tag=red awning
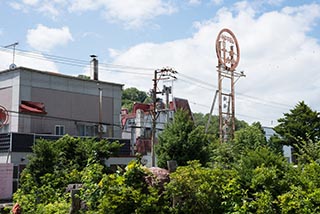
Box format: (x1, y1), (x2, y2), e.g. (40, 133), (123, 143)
(19, 101), (47, 114)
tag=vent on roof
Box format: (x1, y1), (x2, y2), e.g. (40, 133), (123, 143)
(90, 55), (98, 80)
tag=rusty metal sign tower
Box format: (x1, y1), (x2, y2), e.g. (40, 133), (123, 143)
(215, 28), (242, 143)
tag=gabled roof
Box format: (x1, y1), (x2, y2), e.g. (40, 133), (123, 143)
(171, 97), (193, 120)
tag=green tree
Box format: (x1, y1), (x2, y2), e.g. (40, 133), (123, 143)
(156, 110), (210, 168)
(14, 136), (121, 213)
(273, 101), (320, 151)
(234, 146), (291, 213)
(193, 112), (248, 139)
(234, 122), (267, 151)
(166, 161), (244, 213)
(122, 87), (151, 112)
(278, 162), (320, 213)
(86, 159), (170, 213)
(295, 138), (320, 164)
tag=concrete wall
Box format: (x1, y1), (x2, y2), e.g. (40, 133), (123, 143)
(0, 70), (20, 132)
(29, 87), (114, 135)
(0, 68), (123, 138)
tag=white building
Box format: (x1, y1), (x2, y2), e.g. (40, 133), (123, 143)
(121, 98), (192, 167)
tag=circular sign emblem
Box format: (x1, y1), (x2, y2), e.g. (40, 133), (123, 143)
(216, 28), (240, 70)
(0, 105), (9, 128)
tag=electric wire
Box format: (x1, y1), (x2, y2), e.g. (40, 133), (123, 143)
(5, 110), (121, 127)
(0, 45), (294, 114)
(0, 47), (154, 76)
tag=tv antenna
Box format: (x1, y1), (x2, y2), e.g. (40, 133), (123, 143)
(5, 42), (19, 69)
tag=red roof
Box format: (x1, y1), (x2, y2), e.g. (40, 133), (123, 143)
(171, 97), (193, 119)
(133, 103), (151, 113)
(121, 98), (193, 127)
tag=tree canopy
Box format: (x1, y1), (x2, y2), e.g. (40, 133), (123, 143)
(13, 136), (121, 213)
(193, 112), (248, 139)
(122, 87), (151, 112)
(13, 101), (320, 213)
(156, 110), (210, 168)
(274, 101), (320, 151)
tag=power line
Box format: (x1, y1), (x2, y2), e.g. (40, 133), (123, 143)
(6, 110), (121, 127)
(0, 46), (156, 71)
(176, 72), (292, 110)
(0, 45), (293, 112)
(0, 47), (154, 76)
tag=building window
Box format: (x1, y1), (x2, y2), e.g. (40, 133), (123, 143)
(55, 125), (65, 135)
(144, 128), (152, 139)
(76, 124), (97, 136)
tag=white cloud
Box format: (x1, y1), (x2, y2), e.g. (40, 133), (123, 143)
(26, 24), (73, 51)
(37, 3), (60, 17)
(81, 32), (102, 39)
(9, 0), (66, 18)
(108, 48), (123, 58)
(10, 0), (177, 28)
(104, 2), (320, 126)
(9, 2), (26, 11)
(70, 0), (177, 28)
(211, 0), (223, 5)
(22, 0), (39, 6)
(68, 0), (104, 12)
(188, 0), (201, 5)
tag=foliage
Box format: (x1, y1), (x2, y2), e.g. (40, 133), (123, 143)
(14, 135), (121, 213)
(166, 160), (244, 214)
(122, 87), (151, 112)
(82, 159), (170, 213)
(274, 101), (320, 151)
(210, 139), (236, 168)
(234, 122), (267, 151)
(13, 104), (320, 213)
(193, 112), (248, 139)
(211, 122), (275, 168)
(77, 74), (90, 79)
(278, 162), (320, 213)
(156, 110), (210, 168)
(294, 138), (320, 164)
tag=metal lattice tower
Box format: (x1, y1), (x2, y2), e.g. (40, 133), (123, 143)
(215, 29), (242, 143)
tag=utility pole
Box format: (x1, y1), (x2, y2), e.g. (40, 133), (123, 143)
(98, 87), (103, 140)
(215, 29), (244, 143)
(151, 68), (177, 167)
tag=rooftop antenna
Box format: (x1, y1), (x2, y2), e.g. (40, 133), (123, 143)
(5, 42), (19, 69)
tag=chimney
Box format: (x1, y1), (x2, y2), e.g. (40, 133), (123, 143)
(90, 55), (98, 80)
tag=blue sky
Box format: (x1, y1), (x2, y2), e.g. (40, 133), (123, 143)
(0, 0), (320, 126)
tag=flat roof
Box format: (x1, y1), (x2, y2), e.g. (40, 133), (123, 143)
(0, 66), (124, 87)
